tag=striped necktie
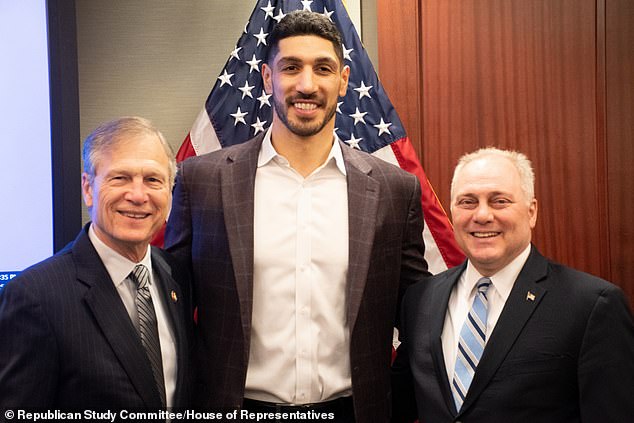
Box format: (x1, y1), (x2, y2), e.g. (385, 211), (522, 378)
(130, 264), (166, 407)
(452, 277), (492, 411)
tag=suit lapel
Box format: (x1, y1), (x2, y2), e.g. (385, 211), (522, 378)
(342, 146), (380, 330)
(74, 227), (162, 408)
(151, 248), (186, 403)
(459, 247), (549, 414)
(221, 136), (262, 348)
(429, 264), (466, 415)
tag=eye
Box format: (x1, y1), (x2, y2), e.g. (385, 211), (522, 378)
(316, 65), (335, 74)
(109, 175), (128, 183)
(145, 176), (166, 188)
(456, 197), (477, 209)
(491, 198), (512, 208)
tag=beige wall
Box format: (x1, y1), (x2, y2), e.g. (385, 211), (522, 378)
(76, 1), (252, 150)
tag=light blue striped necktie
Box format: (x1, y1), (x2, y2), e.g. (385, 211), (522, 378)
(452, 277), (492, 411)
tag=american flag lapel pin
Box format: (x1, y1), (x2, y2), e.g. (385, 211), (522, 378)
(526, 291), (536, 301)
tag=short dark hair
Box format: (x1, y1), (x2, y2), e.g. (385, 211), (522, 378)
(267, 10), (344, 67)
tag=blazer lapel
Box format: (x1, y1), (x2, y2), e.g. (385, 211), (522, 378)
(459, 247), (549, 414)
(342, 146), (380, 331)
(74, 227), (162, 408)
(151, 248), (187, 403)
(429, 264), (466, 415)
(221, 136), (262, 348)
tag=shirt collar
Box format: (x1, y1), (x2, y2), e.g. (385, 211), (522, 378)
(257, 126), (347, 176)
(463, 244), (532, 301)
(88, 224), (152, 288)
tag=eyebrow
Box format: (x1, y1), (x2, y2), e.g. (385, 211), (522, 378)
(105, 167), (167, 177)
(456, 191), (513, 198)
(277, 55), (339, 67)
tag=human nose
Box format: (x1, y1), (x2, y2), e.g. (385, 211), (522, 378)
(473, 202), (493, 223)
(296, 68), (317, 94)
(124, 178), (148, 203)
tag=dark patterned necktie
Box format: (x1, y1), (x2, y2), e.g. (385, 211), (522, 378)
(130, 264), (166, 407)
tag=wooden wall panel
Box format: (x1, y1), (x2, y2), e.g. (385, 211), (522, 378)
(376, 0), (423, 157)
(378, 0), (634, 303)
(606, 0), (634, 301)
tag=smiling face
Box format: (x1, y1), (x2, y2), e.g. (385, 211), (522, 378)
(451, 154), (538, 276)
(262, 35), (349, 139)
(82, 134), (171, 262)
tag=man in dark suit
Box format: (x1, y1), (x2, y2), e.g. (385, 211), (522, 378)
(392, 147), (634, 423)
(0, 117), (192, 412)
(165, 10), (428, 423)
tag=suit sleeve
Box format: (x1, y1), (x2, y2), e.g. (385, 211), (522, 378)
(397, 177), (430, 326)
(0, 279), (58, 408)
(578, 285), (634, 422)
(165, 162), (194, 277)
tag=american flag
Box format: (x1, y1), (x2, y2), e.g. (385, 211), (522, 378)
(173, 0), (464, 273)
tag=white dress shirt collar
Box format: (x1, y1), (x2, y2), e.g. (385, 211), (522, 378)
(88, 224), (152, 286)
(258, 126), (347, 176)
(462, 243), (532, 301)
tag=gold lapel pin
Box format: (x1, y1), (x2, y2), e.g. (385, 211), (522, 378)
(526, 291), (536, 301)
(170, 290), (178, 303)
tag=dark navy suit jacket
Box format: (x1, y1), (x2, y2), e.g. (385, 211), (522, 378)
(392, 246), (634, 423)
(0, 224), (193, 410)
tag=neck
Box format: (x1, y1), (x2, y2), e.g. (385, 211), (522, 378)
(117, 247), (148, 264)
(94, 228), (149, 263)
(270, 120), (335, 177)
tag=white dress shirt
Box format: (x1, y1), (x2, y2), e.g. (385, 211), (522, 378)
(441, 244), (531, 383)
(89, 225), (177, 408)
(245, 128), (351, 404)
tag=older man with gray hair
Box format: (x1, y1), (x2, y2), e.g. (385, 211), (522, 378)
(0, 117), (192, 412)
(392, 147), (634, 423)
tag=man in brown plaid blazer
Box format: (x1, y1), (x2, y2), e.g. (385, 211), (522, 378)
(165, 11), (429, 423)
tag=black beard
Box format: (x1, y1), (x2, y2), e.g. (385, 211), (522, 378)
(272, 93), (337, 137)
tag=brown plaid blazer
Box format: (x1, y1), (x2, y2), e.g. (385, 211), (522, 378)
(165, 134), (429, 422)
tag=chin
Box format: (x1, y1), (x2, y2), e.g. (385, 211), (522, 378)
(470, 252), (502, 266)
(115, 229), (153, 244)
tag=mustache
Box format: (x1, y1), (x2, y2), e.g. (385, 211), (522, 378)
(288, 92), (320, 102)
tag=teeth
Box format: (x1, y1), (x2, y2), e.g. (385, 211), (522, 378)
(121, 212), (147, 219)
(473, 232), (498, 238)
(294, 102), (317, 110)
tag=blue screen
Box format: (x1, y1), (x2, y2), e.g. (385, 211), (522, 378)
(0, 0), (54, 288)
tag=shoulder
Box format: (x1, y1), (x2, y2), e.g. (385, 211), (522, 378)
(546, 259), (625, 300)
(175, 136), (262, 187)
(343, 147), (420, 203)
(1, 249), (76, 307)
(12, 249), (75, 286)
(346, 146), (417, 179)
(404, 265), (462, 303)
(180, 135), (262, 168)
(152, 247), (187, 276)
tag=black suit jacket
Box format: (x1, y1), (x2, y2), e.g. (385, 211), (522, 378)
(165, 134), (429, 422)
(0, 224), (193, 410)
(392, 246), (634, 423)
